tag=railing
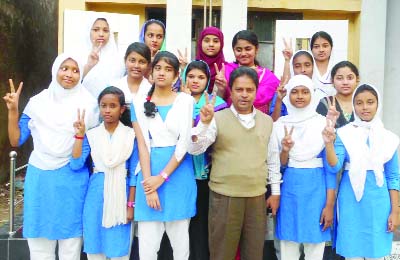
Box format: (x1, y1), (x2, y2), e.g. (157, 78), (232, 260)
(8, 151), (27, 238)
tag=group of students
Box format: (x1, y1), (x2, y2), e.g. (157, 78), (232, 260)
(3, 15), (399, 260)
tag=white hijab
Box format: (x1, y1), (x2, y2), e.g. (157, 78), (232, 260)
(81, 17), (125, 99)
(277, 75), (326, 162)
(337, 84), (399, 201)
(289, 50), (316, 78)
(24, 53), (99, 170)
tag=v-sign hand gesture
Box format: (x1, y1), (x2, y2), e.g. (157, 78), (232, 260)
(282, 37), (293, 61)
(322, 118), (336, 144)
(200, 92), (216, 125)
(277, 76), (289, 100)
(73, 108), (86, 137)
(213, 62), (227, 95)
(281, 125), (295, 152)
(177, 47), (188, 70)
(3, 79), (23, 111)
(326, 96), (340, 127)
(87, 42), (102, 68)
(180, 77), (191, 95)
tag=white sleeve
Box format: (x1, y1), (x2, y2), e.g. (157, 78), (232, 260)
(174, 95), (195, 162)
(187, 119), (217, 155)
(267, 124), (282, 195)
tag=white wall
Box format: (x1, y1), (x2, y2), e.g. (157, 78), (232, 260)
(221, 0), (247, 62)
(383, 0), (400, 136)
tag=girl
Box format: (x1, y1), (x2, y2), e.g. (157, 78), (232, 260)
(113, 42), (152, 105)
(220, 30), (280, 114)
(131, 51), (196, 260)
(183, 60), (227, 260)
(82, 17), (125, 99)
(271, 75), (336, 260)
(139, 19), (166, 62)
(71, 86), (136, 260)
(324, 84), (399, 259)
(195, 27), (225, 94)
(270, 50), (315, 121)
(317, 61), (359, 128)
(3, 53), (98, 260)
(310, 31), (337, 99)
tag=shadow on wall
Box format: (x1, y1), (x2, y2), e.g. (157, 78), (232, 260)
(0, 0), (58, 184)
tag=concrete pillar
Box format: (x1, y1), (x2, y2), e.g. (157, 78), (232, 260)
(358, 0), (387, 99)
(383, 0), (400, 137)
(221, 0), (247, 62)
(166, 0), (192, 59)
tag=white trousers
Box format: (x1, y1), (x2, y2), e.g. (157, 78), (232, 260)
(346, 257), (384, 260)
(280, 240), (325, 260)
(28, 237), (82, 260)
(138, 219), (190, 260)
(87, 253), (129, 260)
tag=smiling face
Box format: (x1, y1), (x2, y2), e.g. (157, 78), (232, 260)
(354, 90), (378, 122)
(233, 39), (258, 67)
(125, 51), (149, 80)
(90, 19), (110, 47)
(56, 58), (80, 89)
(186, 68), (208, 98)
(333, 66), (358, 97)
(289, 85), (312, 108)
(152, 59), (177, 89)
(230, 75), (256, 114)
(311, 37), (332, 62)
(201, 34), (221, 57)
(99, 93), (125, 124)
(144, 23), (165, 54)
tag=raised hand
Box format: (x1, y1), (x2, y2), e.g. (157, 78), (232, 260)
(73, 108), (86, 137)
(3, 79), (23, 111)
(281, 125), (294, 152)
(177, 47), (188, 70)
(282, 37), (293, 61)
(322, 118), (336, 144)
(277, 76), (288, 100)
(213, 63), (227, 95)
(87, 42), (102, 69)
(200, 92), (216, 125)
(326, 96), (340, 127)
(180, 77), (191, 95)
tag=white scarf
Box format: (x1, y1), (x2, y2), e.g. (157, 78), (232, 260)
(87, 122), (135, 228)
(310, 47), (337, 100)
(81, 16), (125, 99)
(112, 75), (152, 105)
(278, 75), (325, 162)
(23, 53), (99, 170)
(337, 84), (399, 201)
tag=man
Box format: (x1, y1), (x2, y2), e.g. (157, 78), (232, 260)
(188, 66), (281, 260)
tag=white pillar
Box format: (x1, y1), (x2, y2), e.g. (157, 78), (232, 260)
(359, 0), (387, 97)
(383, 0), (400, 137)
(166, 0), (192, 59)
(221, 0), (247, 62)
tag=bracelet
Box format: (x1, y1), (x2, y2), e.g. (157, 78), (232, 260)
(74, 135), (84, 140)
(160, 171), (169, 182)
(127, 201), (135, 208)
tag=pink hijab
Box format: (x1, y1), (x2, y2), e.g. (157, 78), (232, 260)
(196, 27), (225, 93)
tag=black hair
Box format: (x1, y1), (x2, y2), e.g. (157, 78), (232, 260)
(292, 51), (314, 65)
(144, 51), (180, 117)
(310, 31), (333, 49)
(231, 30), (260, 66)
(124, 42), (151, 64)
(185, 60), (211, 85)
(98, 86), (131, 127)
(353, 84), (379, 106)
(331, 60), (359, 79)
(229, 66), (259, 90)
(144, 19), (166, 36)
